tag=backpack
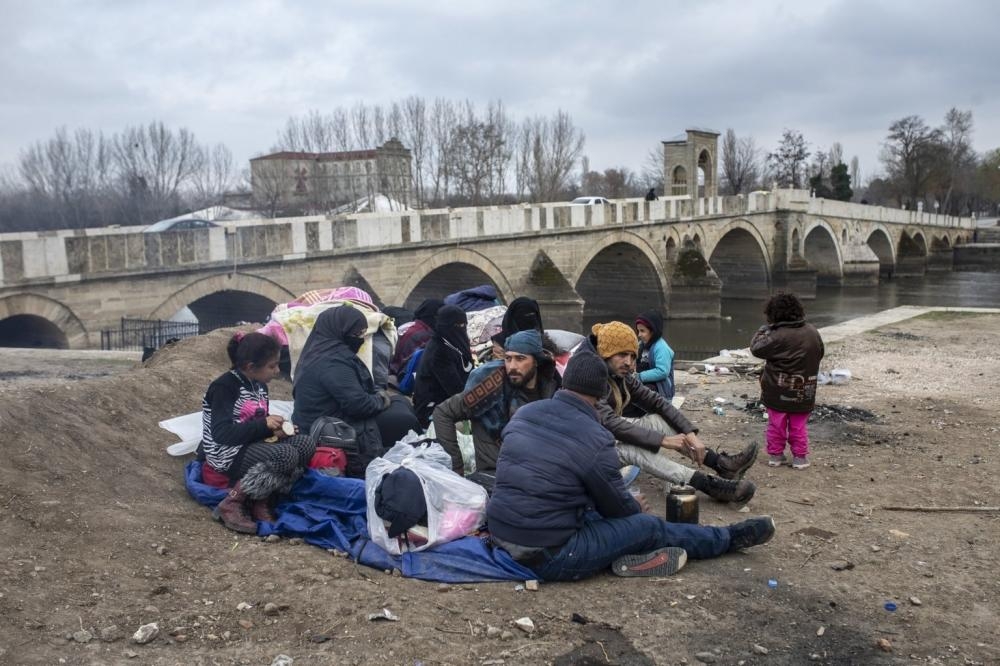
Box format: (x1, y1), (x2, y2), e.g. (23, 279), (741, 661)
(308, 416), (363, 478)
(397, 347), (424, 396)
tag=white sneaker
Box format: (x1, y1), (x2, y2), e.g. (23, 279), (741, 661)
(791, 456), (810, 470)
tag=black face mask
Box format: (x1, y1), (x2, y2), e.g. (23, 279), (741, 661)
(346, 336), (364, 353)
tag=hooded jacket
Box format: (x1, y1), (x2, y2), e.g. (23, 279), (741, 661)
(635, 310), (675, 400)
(750, 320), (825, 413)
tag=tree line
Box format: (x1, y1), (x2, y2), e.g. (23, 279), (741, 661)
(716, 108), (999, 217)
(1, 102), (998, 233)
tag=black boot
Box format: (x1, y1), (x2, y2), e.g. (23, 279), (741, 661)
(710, 441), (760, 480)
(690, 472), (756, 503)
(727, 516), (776, 551)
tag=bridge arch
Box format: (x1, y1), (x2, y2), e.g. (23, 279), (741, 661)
(0, 293), (88, 349)
(573, 231), (667, 325)
(802, 219), (843, 285)
(150, 273), (296, 328)
(865, 226), (896, 278)
(396, 248), (515, 311)
(895, 230), (928, 276)
(706, 219), (772, 298)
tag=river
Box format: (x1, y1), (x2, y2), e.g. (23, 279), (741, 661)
(653, 270), (1000, 360)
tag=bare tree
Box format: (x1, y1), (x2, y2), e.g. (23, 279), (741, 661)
(250, 158), (291, 218)
(520, 110), (585, 202)
(427, 97), (457, 206)
(720, 128), (761, 194)
(113, 122), (203, 223)
(191, 143), (235, 207)
(401, 96), (428, 206)
(767, 129), (810, 188)
(939, 108), (975, 214)
(880, 115), (944, 207)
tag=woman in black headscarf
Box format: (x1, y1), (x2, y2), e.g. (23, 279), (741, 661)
(389, 298), (443, 381)
(292, 307), (418, 476)
(491, 296), (543, 347)
(412, 305), (474, 428)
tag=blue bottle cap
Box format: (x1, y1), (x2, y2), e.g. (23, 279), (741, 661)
(767, 579), (778, 588)
(884, 601), (897, 611)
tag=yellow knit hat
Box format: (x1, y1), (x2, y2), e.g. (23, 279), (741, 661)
(591, 321), (639, 359)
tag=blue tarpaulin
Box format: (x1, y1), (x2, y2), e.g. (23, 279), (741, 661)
(184, 462), (534, 583)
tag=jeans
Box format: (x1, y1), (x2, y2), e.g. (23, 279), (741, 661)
(529, 511), (731, 582)
(766, 408), (810, 457)
(617, 413), (695, 485)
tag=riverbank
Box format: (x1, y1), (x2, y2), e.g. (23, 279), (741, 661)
(0, 312), (998, 664)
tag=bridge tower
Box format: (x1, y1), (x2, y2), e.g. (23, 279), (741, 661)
(662, 129), (720, 199)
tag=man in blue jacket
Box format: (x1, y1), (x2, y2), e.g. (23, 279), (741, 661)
(487, 351), (775, 581)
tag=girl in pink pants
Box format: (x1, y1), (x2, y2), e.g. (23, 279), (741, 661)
(750, 293), (825, 470)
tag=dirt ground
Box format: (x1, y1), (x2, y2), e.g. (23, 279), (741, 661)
(0, 312), (997, 666)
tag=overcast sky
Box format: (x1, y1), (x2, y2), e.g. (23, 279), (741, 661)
(2, 0), (998, 186)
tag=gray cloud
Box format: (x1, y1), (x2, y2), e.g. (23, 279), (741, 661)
(1, 0), (998, 183)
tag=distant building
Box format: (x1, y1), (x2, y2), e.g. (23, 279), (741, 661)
(249, 138), (412, 214)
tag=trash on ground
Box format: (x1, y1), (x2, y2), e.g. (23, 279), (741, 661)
(367, 608), (399, 622)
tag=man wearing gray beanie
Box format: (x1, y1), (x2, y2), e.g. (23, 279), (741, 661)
(488, 351), (775, 580)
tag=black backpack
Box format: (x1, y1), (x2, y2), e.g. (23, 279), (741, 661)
(308, 417), (364, 478)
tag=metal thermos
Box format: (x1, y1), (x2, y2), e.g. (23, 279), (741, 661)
(666, 485), (699, 524)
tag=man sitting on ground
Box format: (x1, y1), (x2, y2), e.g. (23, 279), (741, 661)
(487, 351), (775, 581)
(584, 321), (759, 504)
(433, 330), (558, 477)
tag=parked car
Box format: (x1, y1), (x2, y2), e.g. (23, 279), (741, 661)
(570, 196), (610, 205)
(143, 218), (218, 233)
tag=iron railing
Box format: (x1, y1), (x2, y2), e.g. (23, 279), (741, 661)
(100, 318), (202, 352)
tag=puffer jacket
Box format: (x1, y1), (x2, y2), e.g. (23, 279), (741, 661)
(750, 320), (825, 413)
(486, 390), (640, 548)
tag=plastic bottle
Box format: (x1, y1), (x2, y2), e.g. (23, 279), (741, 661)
(712, 406), (725, 416)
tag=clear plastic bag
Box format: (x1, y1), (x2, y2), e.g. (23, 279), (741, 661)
(365, 435), (488, 554)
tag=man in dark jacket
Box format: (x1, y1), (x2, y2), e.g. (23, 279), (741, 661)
(432, 330), (558, 475)
(488, 351), (775, 581)
(586, 322), (758, 503)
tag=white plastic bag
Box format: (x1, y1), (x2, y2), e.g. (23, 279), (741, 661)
(365, 436), (488, 555)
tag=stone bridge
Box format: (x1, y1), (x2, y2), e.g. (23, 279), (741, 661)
(0, 189), (974, 348)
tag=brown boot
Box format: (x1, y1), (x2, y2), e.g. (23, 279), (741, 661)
(250, 496), (278, 523)
(213, 481), (257, 533)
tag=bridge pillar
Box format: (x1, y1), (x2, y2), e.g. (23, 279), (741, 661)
(667, 246), (722, 318)
(895, 255), (927, 276)
(926, 249), (954, 272)
(534, 298), (584, 333)
(772, 257), (817, 299)
(841, 243), (881, 287)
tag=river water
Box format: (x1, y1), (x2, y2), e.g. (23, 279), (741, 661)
(657, 270), (1000, 360)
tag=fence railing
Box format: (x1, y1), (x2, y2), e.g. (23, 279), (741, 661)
(100, 318), (202, 352)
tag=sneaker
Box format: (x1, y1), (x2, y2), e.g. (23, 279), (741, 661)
(791, 456), (810, 470)
(620, 465), (641, 487)
(716, 441), (760, 479)
(727, 516), (776, 552)
(767, 454), (787, 467)
(612, 547), (687, 577)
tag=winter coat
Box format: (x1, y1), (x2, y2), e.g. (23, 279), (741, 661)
(579, 336), (696, 452)
(412, 305), (473, 428)
(486, 390), (641, 549)
(635, 309), (674, 399)
(750, 320), (825, 413)
(292, 307), (387, 466)
(432, 361), (558, 474)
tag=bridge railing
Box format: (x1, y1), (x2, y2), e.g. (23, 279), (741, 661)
(0, 191), (974, 287)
